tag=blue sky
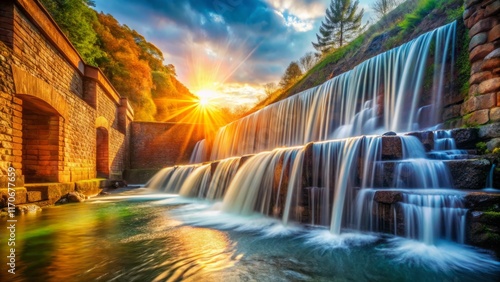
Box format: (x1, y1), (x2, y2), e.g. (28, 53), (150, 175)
(94, 0), (375, 108)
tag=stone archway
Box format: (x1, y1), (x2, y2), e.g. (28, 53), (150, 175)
(19, 95), (63, 183)
(96, 126), (109, 178)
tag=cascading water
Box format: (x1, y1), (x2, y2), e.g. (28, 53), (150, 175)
(147, 21), (486, 253)
(195, 21), (457, 162)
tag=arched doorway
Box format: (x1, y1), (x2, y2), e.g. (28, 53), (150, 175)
(96, 127), (109, 178)
(20, 96), (62, 183)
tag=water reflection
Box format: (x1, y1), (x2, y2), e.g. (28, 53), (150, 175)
(1, 191), (499, 282)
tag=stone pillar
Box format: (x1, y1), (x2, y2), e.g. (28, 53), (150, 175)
(462, 0), (500, 125)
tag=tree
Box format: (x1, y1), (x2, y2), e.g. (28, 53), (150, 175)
(371, 0), (398, 19)
(312, 0), (365, 53)
(263, 82), (277, 97)
(299, 52), (320, 73)
(279, 62), (303, 89)
(40, 0), (104, 65)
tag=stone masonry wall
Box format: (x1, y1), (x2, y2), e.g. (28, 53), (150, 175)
(462, 0), (500, 125)
(130, 122), (205, 169)
(0, 0), (133, 187)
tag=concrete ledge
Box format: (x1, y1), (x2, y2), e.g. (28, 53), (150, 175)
(25, 182), (74, 205)
(75, 178), (105, 197)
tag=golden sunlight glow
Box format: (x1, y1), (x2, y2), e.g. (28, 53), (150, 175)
(196, 89), (217, 107)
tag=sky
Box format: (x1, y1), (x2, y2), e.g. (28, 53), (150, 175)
(94, 0), (375, 110)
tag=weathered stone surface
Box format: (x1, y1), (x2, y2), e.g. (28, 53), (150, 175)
(470, 43), (495, 62)
(27, 191), (41, 202)
(485, 47), (500, 60)
(15, 203), (42, 214)
(479, 122), (500, 138)
(465, 192), (500, 253)
(442, 104), (462, 120)
(466, 9), (486, 29)
(486, 137), (500, 151)
(469, 71), (493, 85)
(0, 187), (27, 205)
(451, 128), (480, 148)
(479, 78), (500, 94)
(466, 109), (490, 125)
(484, 0), (500, 17)
(446, 159), (490, 189)
(465, 192), (500, 209)
(25, 183), (75, 204)
(381, 136), (402, 159)
(488, 24), (500, 42)
(490, 107), (500, 122)
(482, 58), (500, 71)
(466, 0), (482, 8)
(469, 32), (488, 51)
(66, 191), (86, 203)
(75, 179), (103, 197)
(469, 17), (496, 35)
(374, 190), (403, 204)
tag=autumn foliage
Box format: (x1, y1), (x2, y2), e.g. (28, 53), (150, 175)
(41, 0), (197, 121)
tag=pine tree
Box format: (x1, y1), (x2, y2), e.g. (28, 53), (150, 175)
(313, 0), (365, 53)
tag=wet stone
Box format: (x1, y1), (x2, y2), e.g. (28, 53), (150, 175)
(381, 136), (402, 160)
(374, 190), (403, 204)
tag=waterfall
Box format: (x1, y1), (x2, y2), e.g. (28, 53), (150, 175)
(149, 21), (471, 247)
(202, 21), (456, 161)
(486, 163), (496, 188)
(190, 140), (207, 164)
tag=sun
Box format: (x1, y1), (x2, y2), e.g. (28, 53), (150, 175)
(196, 89), (217, 108)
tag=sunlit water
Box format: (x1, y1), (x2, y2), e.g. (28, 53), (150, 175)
(2, 189), (499, 282)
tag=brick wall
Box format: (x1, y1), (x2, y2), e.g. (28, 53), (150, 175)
(463, 0), (500, 125)
(0, 0), (133, 186)
(130, 122), (205, 169)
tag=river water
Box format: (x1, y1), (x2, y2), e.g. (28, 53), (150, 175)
(1, 188), (499, 282)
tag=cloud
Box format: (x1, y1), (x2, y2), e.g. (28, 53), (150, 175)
(93, 0), (371, 108)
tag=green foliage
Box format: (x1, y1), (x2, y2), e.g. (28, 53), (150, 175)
(456, 25), (471, 98)
(40, 0), (196, 122)
(40, 0), (104, 66)
(476, 142), (489, 154)
(398, 0), (438, 32)
(311, 35), (365, 74)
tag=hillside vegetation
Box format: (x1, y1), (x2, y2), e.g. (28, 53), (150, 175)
(40, 0), (197, 121)
(251, 0), (466, 113)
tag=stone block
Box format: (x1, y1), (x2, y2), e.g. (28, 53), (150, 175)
(451, 127), (479, 148)
(27, 191), (41, 202)
(466, 9), (486, 29)
(482, 58), (500, 71)
(405, 131), (434, 151)
(479, 122), (500, 138)
(485, 48), (500, 60)
(469, 32), (488, 51)
(489, 24), (500, 42)
(381, 136), (402, 160)
(479, 77), (500, 94)
(485, 0), (500, 17)
(446, 159), (490, 189)
(470, 109), (491, 125)
(469, 71), (492, 85)
(374, 190), (403, 204)
(469, 16), (495, 35)
(75, 179), (103, 197)
(486, 137), (500, 151)
(491, 107), (500, 121)
(470, 43), (495, 62)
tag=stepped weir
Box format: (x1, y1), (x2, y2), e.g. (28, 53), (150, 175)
(146, 21), (500, 261)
